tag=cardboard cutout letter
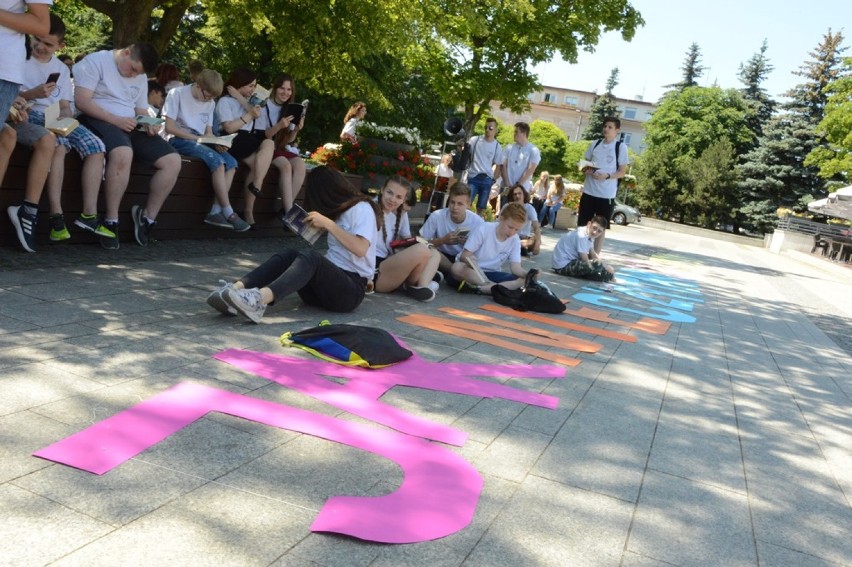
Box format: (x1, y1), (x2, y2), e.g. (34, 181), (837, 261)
(34, 382), (483, 543)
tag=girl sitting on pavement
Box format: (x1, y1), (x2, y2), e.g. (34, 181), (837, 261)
(551, 214), (615, 282)
(162, 69), (249, 231)
(452, 202), (538, 295)
(207, 166), (381, 322)
(372, 176), (443, 302)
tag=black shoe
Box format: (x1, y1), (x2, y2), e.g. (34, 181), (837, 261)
(131, 205), (154, 246)
(247, 182), (262, 197)
(432, 271), (445, 285)
(7, 205), (37, 253)
(99, 220), (120, 249)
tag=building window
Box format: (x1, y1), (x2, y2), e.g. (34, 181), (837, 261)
(623, 107), (637, 120)
(564, 95), (578, 106)
(623, 133), (633, 145)
(543, 93), (556, 103)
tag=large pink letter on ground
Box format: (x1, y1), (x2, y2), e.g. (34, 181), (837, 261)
(214, 348), (565, 446)
(34, 382), (483, 543)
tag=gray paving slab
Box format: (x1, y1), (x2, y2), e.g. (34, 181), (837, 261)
(1, 225), (851, 566)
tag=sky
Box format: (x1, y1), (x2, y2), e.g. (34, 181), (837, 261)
(532, 0), (852, 104)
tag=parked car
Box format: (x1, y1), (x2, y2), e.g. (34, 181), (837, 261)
(611, 199), (641, 226)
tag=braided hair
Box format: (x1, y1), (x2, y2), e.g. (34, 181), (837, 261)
(379, 175), (415, 249)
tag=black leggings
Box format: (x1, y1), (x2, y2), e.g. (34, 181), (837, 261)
(240, 249), (367, 312)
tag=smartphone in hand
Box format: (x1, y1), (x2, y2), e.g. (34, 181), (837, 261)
(46, 72), (60, 84)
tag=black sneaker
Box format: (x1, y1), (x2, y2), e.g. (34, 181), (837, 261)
(99, 220), (120, 250)
(7, 205), (37, 253)
(131, 205), (154, 246)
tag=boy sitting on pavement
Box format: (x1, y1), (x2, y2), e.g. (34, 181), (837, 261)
(19, 13), (112, 244)
(419, 181), (484, 281)
(552, 214), (615, 282)
(451, 202), (538, 295)
(73, 42), (181, 249)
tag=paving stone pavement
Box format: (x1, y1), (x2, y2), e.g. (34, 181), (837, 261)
(1, 223), (850, 566)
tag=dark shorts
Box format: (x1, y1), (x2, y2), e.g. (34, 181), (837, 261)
(484, 270), (517, 283)
(79, 115), (176, 164)
(229, 130), (266, 160)
(577, 193), (614, 229)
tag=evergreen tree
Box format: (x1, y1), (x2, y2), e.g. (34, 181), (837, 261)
(582, 68), (620, 140)
(666, 43), (705, 90)
(738, 39), (775, 140)
(737, 30), (847, 231)
(806, 60), (852, 183)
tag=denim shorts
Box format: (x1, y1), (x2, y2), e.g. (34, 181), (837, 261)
(169, 136), (237, 172)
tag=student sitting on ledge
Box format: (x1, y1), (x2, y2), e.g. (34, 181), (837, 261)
(73, 42), (181, 249)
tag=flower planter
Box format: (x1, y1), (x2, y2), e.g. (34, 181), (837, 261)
(554, 208), (578, 230)
(360, 137), (415, 155)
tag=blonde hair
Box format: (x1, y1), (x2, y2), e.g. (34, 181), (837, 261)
(195, 69), (223, 98)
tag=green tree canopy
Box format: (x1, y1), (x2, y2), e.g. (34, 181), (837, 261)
(665, 42), (705, 91)
(738, 39), (775, 140)
(806, 59), (852, 182)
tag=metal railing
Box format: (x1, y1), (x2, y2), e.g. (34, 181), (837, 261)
(776, 215), (848, 238)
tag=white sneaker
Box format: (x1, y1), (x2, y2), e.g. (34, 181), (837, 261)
(223, 287), (266, 323)
(428, 281), (440, 294)
(206, 280), (237, 315)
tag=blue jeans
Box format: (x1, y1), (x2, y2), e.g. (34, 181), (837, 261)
(539, 202), (562, 226)
(468, 173), (492, 211)
(170, 137), (237, 172)
(0, 80), (21, 124)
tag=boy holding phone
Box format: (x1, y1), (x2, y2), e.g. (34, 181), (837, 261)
(420, 181), (483, 281)
(19, 14), (113, 245)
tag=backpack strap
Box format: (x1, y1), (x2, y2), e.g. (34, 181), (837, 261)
(592, 139), (621, 170)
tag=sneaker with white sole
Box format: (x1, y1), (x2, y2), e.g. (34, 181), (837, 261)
(7, 205), (37, 253)
(75, 214), (115, 238)
(403, 283), (437, 302)
(223, 287), (266, 323)
(131, 204), (154, 246)
(226, 212), (251, 232)
(204, 212), (232, 229)
(432, 271), (444, 285)
(206, 280), (237, 315)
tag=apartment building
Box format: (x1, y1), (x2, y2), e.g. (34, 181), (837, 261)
(489, 86), (656, 155)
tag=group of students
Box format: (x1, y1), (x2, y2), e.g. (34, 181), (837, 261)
(207, 166), (615, 324)
(1, 4), (309, 252)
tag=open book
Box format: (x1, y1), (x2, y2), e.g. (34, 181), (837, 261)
(247, 85), (271, 107)
(282, 204), (321, 245)
(578, 159), (598, 171)
(463, 255), (488, 283)
(136, 115), (165, 126)
(197, 133), (237, 148)
(44, 101), (79, 136)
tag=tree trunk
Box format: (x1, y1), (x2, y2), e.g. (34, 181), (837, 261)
(81, 0), (191, 57)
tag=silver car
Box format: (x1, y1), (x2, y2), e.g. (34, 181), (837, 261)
(611, 199), (641, 225)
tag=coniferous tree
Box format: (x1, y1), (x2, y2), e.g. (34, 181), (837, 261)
(738, 39), (775, 140)
(737, 30), (847, 231)
(666, 43), (705, 90)
(582, 68), (621, 140)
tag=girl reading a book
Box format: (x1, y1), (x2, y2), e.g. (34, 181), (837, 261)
(254, 73), (306, 217)
(372, 176), (443, 302)
(207, 166), (382, 322)
(501, 184), (541, 256)
(163, 69), (249, 231)
(215, 67), (274, 226)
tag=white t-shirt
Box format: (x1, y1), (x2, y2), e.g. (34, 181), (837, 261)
(162, 84), (215, 137)
(0, 0), (52, 84)
(583, 139), (629, 199)
(375, 204), (411, 259)
(499, 202), (537, 238)
(21, 55), (70, 112)
(463, 221), (521, 271)
(419, 208), (483, 257)
(552, 226), (595, 269)
(215, 96), (254, 132)
(341, 118), (359, 139)
(253, 99), (283, 131)
(502, 142), (541, 190)
(468, 135), (502, 177)
(73, 50), (147, 118)
(325, 201), (377, 279)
